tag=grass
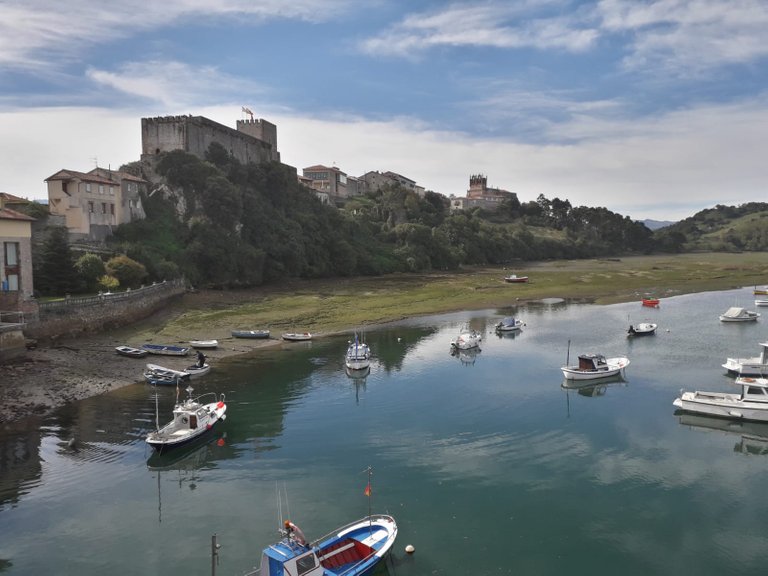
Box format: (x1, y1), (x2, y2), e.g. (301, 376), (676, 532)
(132, 253), (768, 343)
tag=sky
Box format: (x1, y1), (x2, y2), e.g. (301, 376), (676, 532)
(1, 0), (767, 222)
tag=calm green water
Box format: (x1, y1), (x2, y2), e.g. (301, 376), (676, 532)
(2, 287), (768, 575)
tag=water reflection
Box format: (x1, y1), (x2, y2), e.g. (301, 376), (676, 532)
(675, 411), (768, 456)
(561, 375), (628, 398)
(450, 347), (481, 366)
(344, 365), (369, 404)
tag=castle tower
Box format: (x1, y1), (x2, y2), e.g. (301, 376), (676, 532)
(236, 118), (280, 162)
(467, 174), (487, 199)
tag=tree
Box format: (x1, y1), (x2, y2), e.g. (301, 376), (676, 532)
(34, 226), (80, 296)
(106, 255), (147, 288)
(74, 253), (107, 292)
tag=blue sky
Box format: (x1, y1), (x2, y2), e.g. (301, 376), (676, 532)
(2, 0), (767, 221)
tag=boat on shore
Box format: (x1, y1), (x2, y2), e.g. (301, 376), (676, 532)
(722, 342), (768, 376)
(282, 332), (312, 342)
(719, 307), (760, 322)
(641, 298), (660, 307)
(673, 377), (768, 422)
(503, 274), (529, 283)
(561, 353), (630, 381)
(144, 363), (191, 386)
(189, 339), (218, 349)
(232, 329), (270, 339)
(141, 343), (190, 356)
(146, 386), (227, 452)
(115, 345), (148, 358)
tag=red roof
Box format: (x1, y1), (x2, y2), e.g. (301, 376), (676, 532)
(0, 207), (35, 222)
(45, 169), (117, 185)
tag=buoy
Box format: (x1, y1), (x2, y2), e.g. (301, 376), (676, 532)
(405, 544), (415, 554)
(397, 337), (402, 342)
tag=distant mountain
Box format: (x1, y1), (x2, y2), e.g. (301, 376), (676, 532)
(642, 219), (676, 230)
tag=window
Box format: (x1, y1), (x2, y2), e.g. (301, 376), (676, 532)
(88, 201), (94, 213)
(101, 202), (107, 214)
(85, 183), (92, 192)
(296, 554), (317, 575)
(99, 185), (104, 194)
(3, 242), (20, 291)
(110, 203), (115, 215)
(109, 186), (114, 195)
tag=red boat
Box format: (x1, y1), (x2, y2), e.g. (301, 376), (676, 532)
(641, 298), (660, 307)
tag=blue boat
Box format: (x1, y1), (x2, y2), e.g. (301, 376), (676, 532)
(250, 514), (398, 576)
(141, 343), (190, 356)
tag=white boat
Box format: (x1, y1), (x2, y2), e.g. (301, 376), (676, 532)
(345, 335), (371, 371)
(141, 343), (190, 356)
(115, 345), (148, 358)
(189, 339), (218, 349)
(719, 306), (760, 322)
(627, 322), (657, 336)
(755, 299), (768, 307)
(673, 377), (768, 422)
(561, 354), (630, 381)
(722, 342), (768, 376)
(450, 327), (482, 350)
(185, 363), (211, 379)
(282, 332), (312, 341)
(504, 274), (529, 283)
(495, 317), (524, 332)
(146, 386), (227, 452)
(144, 363), (191, 386)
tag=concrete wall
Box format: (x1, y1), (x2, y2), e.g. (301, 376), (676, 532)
(24, 279), (186, 341)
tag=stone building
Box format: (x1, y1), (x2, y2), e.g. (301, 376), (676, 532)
(141, 115), (279, 166)
(451, 174), (517, 211)
(359, 170), (424, 196)
(45, 168), (147, 241)
(302, 165), (349, 198)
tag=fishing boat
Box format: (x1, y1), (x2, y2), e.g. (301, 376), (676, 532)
(641, 298), (660, 307)
(146, 386), (227, 452)
(561, 353), (630, 381)
(345, 335), (371, 371)
(627, 322), (657, 336)
(282, 332), (312, 342)
(719, 307), (760, 322)
(189, 339), (218, 349)
(141, 343), (190, 356)
(115, 345), (148, 358)
(755, 299), (768, 307)
(495, 317), (524, 332)
(232, 329), (270, 339)
(722, 342), (768, 376)
(673, 377), (768, 422)
(504, 274), (529, 283)
(450, 327), (482, 350)
(144, 363), (191, 386)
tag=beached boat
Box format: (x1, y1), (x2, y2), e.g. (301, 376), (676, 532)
(641, 298), (660, 307)
(561, 353), (630, 381)
(495, 317), (524, 332)
(115, 345), (148, 358)
(232, 329), (270, 339)
(282, 332), (312, 342)
(141, 343), (190, 356)
(722, 342), (768, 376)
(450, 327), (482, 350)
(144, 363), (191, 386)
(719, 307), (760, 322)
(345, 335), (371, 371)
(248, 514), (398, 576)
(146, 386), (227, 452)
(504, 274), (529, 283)
(627, 322), (657, 337)
(189, 339), (218, 349)
(673, 377), (768, 422)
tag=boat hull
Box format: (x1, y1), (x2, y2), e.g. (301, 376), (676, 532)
(561, 357), (630, 381)
(232, 330), (270, 339)
(146, 396), (227, 452)
(283, 333), (312, 341)
(141, 344), (190, 356)
(189, 340), (218, 349)
(722, 359), (768, 376)
(115, 346), (148, 358)
(673, 393), (768, 422)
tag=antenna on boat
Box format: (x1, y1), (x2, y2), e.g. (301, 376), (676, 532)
(154, 385), (160, 432)
(566, 339), (571, 367)
(362, 465), (373, 530)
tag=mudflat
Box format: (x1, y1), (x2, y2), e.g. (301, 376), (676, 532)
(2, 253), (767, 423)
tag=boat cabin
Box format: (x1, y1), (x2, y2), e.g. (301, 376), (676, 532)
(578, 354), (609, 371)
(739, 378), (768, 403)
(259, 536), (375, 576)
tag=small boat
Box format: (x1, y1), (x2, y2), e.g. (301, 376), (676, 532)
(345, 335), (371, 371)
(495, 317), (524, 332)
(755, 299), (768, 307)
(141, 343), (190, 356)
(722, 342), (768, 376)
(673, 377), (768, 422)
(249, 514), (398, 576)
(144, 363), (191, 386)
(232, 329), (270, 339)
(641, 298), (660, 307)
(282, 332), (312, 342)
(561, 353), (630, 381)
(754, 286), (768, 296)
(189, 339), (218, 349)
(184, 363), (211, 379)
(504, 274), (529, 283)
(719, 307), (760, 322)
(450, 327), (482, 350)
(627, 322), (657, 336)
(115, 345), (148, 358)
(146, 386), (227, 452)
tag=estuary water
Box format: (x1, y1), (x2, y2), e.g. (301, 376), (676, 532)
(2, 286), (768, 575)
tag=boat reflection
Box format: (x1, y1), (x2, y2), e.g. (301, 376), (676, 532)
(561, 375), (627, 398)
(450, 347), (481, 366)
(345, 365), (370, 404)
(146, 432), (231, 472)
(675, 412), (768, 456)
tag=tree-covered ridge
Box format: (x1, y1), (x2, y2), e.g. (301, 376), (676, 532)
(653, 203), (768, 252)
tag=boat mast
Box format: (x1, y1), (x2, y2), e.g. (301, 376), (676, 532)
(154, 385), (160, 431)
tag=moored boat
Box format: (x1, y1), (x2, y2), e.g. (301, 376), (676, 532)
(345, 335), (371, 371)
(673, 377), (768, 422)
(561, 354), (630, 381)
(232, 329), (270, 339)
(282, 332), (312, 342)
(450, 327), (482, 350)
(641, 298), (660, 307)
(141, 343), (190, 356)
(722, 342), (768, 376)
(719, 307), (760, 322)
(755, 299), (768, 307)
(495, 317), (524, 332)
(115, 345), (148, 358)
(754, 286), (768, 295)
(146, 386), (227, 452)
(627, 322), (657, 337)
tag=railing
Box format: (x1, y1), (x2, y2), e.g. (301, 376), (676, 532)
(37, 278), (185, 311)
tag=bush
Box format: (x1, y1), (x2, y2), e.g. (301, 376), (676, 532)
(106, 255), (147, 288)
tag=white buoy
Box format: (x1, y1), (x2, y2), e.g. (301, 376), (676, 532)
(397, 337), (402, 342)
(405, 544), (415, 554)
